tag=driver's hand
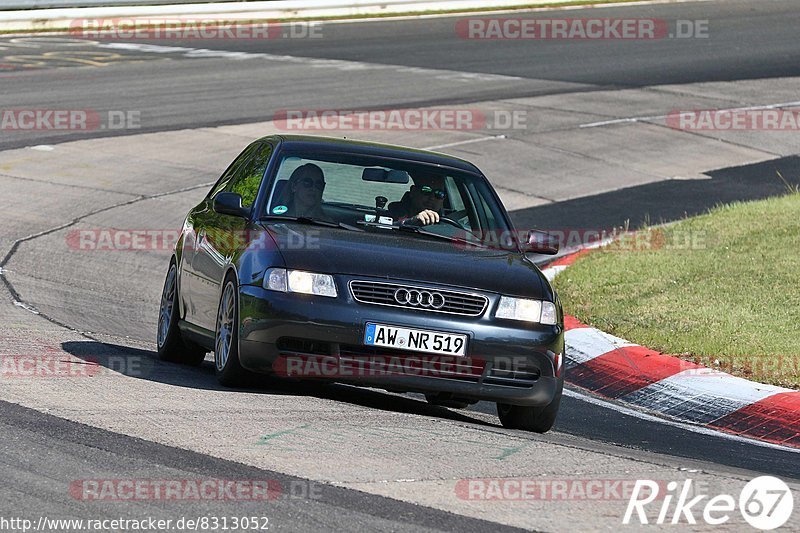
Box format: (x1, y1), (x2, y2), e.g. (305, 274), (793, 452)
(415, 210), (440, 226)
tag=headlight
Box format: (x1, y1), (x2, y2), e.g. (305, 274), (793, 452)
(265, 268), (287, 292)
(540, 301), (558, 325)
(495, 296), (558, 325)
(264, 268), (337, 298)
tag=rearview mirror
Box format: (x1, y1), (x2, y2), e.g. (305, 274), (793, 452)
(362, 168), (410, 184)
(213, 192), (249, 218)
(522, 230), (560, 255)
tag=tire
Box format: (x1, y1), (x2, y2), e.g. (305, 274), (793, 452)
(424, 393), (471, 410)
(157, 261), (208, 366)
(214, 273), (250, 387)
(496, 380), (563, 433)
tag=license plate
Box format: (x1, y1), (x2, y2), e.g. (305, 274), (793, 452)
(364, 323), (468, 356)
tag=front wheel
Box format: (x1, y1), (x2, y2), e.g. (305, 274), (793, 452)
(157, 261), (207, 366)
(214, 275), (250, 387)
(496, 380), (563, 433)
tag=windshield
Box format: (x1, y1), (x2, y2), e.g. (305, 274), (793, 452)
(262, 151), (512, 245)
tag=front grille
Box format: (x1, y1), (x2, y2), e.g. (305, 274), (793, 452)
(349, 281), (488, 317)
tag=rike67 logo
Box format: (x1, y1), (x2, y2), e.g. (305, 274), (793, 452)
(624, 476), (794, 530)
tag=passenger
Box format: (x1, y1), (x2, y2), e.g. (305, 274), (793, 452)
(387, 173), (447, 226)
(284, 163), (329, 220)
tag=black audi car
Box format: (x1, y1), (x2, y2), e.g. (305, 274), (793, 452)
(157, 135), (564, 432)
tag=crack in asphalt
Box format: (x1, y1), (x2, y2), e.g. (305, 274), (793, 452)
(0, 179), (213, 336)
(0, 156), (218, 194)
(0, 171), (142, 195)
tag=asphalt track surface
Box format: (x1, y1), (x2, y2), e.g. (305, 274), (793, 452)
(2, 0), (800, 150)
(1, 0), (800, 530)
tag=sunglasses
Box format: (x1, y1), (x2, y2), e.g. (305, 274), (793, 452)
(298, 177), (325, 190)
(418, 185), (446, 200)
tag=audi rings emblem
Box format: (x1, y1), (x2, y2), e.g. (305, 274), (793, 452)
(394, 288), (446, 309)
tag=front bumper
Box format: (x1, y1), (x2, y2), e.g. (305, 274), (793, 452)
(238, 282), (564, 406)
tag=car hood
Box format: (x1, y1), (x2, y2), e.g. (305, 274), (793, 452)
(260, 223), (549, 299)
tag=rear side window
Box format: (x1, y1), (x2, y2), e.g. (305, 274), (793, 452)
(225, 143), (273, 208)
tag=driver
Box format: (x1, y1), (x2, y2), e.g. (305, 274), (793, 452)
(284, 163), (329, 220)
(387, 173), (446, 226)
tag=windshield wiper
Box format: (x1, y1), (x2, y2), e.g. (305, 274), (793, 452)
(260, 215), (362, 232)
(357, 221), (400, 231)
(357, 219), (485, 247)
(395, 223), (487, 248)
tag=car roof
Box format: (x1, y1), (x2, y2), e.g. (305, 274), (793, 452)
(258, 134), (483, 175)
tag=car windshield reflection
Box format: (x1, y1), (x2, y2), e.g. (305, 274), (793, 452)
(262, 152), (512, 247)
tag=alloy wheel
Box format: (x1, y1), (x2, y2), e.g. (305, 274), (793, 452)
(215, 281), (236, 371)
(157, 265), (176, 349)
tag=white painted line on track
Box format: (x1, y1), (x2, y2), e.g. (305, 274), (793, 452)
(423, 134), (506, 151)
(563, 387), (800, 454)
(579, 115), (664, 128)
(97, 42), (524, 83)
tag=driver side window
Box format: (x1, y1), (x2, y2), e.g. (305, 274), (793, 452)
(208, 144), (258, 200)
(226, 143), (273, 208)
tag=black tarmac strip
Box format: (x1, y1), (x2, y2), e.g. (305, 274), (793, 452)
(0, 398), (530, 532)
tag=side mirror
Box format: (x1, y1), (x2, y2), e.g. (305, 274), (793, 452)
(213, 192), (249, 218)
(522, 230), (560, 255)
